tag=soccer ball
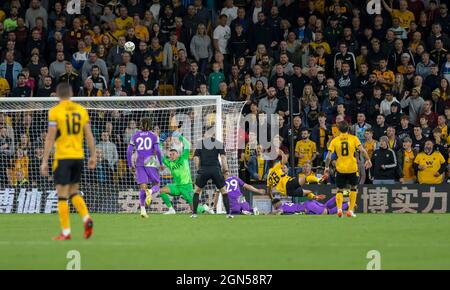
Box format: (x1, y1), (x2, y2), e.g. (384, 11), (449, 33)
(124, 41), (135, 53)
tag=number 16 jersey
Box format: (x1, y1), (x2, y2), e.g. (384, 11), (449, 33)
(48, 100), (90, 160)
(327, 133), (361, 174)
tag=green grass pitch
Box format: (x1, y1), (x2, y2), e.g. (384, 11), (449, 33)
(1, 214), (450, 270)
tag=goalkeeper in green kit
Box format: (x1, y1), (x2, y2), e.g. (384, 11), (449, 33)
(159, 132), (214, 215)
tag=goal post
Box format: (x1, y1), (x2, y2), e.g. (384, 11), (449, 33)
(0, 96), (245, 214)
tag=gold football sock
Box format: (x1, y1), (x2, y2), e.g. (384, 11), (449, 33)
(349, 190), (357, 211)
(58, 198), (70, 233)
(70, 194), (90, 221)
(336, 191), (344, 211)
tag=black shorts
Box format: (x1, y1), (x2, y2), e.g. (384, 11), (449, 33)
(335, 172), (358, 189)
(285, 178), (303, 197)
(195, 166), (226, 189)
(53, 159), (83, 185)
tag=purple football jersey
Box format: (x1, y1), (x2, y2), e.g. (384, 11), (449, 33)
(127, 131), (162, 168)
(225, 176), (245, 206)
(279, 202), (305, 214)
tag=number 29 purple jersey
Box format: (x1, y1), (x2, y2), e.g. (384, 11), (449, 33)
(127, 130), (162, 168)
(225, 176), (245, 206)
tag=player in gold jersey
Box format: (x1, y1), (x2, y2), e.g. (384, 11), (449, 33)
(40, 83), (97, 241)
(325, 121), (372, 218)
(267, 151), (325, 202)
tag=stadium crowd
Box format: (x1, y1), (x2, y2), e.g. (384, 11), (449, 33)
(1, 0), (450, 187)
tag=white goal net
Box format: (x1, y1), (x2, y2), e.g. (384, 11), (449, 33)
(0, 96), (245, 214)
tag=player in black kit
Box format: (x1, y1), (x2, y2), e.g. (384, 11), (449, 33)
(192, 129), (232, 218)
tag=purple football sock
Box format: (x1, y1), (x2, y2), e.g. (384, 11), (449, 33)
(325, 196), (337, 209)
(139, 189), (146, 207)
(328, 202), (350, 214)
(151, 185), (160, 193)
(343, 202), (349, 211)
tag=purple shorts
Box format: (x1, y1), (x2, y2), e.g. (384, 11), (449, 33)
(230, 201), (252, 214)
(304, 200), (326, 215)
(135, 166), (160, 185)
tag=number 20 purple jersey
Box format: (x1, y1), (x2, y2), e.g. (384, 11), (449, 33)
(127, 131), (162, 168)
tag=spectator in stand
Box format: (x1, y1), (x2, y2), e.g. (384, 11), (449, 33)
(294, 128), (316, 171)
(181, 61), (206, 95)
(82, 51), (109, 83)
(0, 51), (22, 89)
(36, 75), (55, 97)
(371, 136), (398, 185)
(87, 65), (108, 93)
(12, 74), (31, 98)
(79, 78), (103, 97)
(190, 24), (213, 75)
(400, 87), (425, 126)
(414, 139), (447, 184)
(397, 137), (417, 184)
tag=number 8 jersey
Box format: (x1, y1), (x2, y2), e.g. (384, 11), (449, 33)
(327, 133), (361, 174)
(48, 100), (89, 160)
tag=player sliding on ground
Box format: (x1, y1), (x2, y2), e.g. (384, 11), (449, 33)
(127, 118), (163, 218)
(324, 121), (372, 218)
(271, 196), (349, 215)
(40, 83), (96, 241)
(215, 171), (266, 215)
(159, 132), (214, 215)
(191, 129), (231, 218)
(266, 151), (319, 201)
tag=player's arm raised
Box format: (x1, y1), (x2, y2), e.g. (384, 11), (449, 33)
(357, 144), (372, 169)
(243, 183), (265, 195)
(40, 124), (57, 176)
(324, 152), (333, 175)
(84, 122), (97, 169)
(279, 150), (288, 165)
(220, 153), (229, 173)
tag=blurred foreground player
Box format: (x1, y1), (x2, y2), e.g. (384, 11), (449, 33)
(40, 83), (96, 240)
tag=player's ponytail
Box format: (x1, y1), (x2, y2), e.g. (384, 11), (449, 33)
(140, 118), (151, 132)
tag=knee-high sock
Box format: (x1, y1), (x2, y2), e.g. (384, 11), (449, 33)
(70, 194), (89, 220)
(324, 196), (337, 209)
(193, 193), (200, 214)
(349, 190), (357, 211)
(328, 202), (349, 214)
(222, 193), (230, 214)
(151, 185), (160, 193)
(139, 189), (146, 207)
(58, 198), (70, 232)
(336, 191), (344, 211)
(160, 193), (173, 208)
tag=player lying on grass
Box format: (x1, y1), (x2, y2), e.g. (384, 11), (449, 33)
(127, 118), (163, 218)
(266, 151), (320, 201)
(40, 83), (96, 240)
(271, 196), (349, 215)
(213, 171), (266, 215)
(158, 132), (214, 215)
